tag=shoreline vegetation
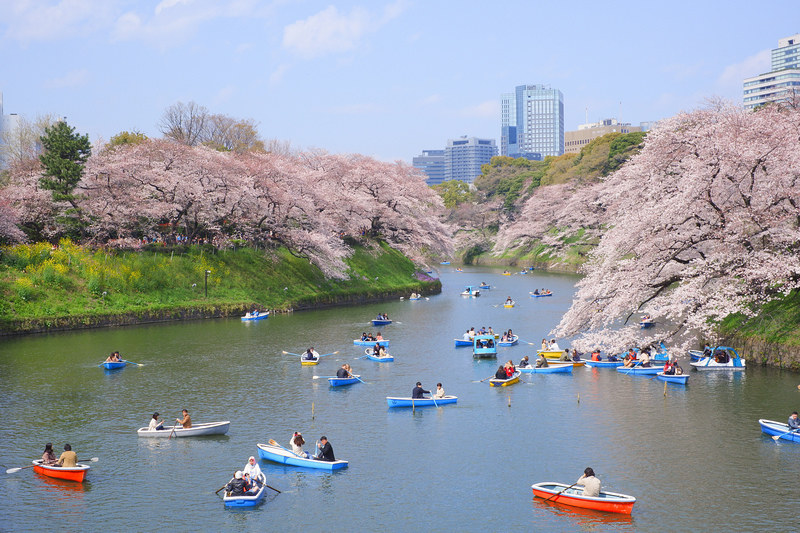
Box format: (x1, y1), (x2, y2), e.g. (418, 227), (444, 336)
(0, 240), (441, 336)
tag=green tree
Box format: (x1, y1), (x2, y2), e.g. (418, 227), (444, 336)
(107, 130), (148, 148)
(38, 121), (92, 237)
(432, 180), (473, 208)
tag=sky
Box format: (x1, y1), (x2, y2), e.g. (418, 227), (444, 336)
(0, 0), (794, 163)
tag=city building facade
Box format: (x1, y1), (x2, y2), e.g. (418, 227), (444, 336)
(444, 136), (497, 183)
(744, 35), (800, 109)
(564, 119), (642, 154)
(501, 84), (564, 159)
(412, 149), (446, 185)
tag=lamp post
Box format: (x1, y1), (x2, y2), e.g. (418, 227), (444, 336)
(205, 270), (211, 297)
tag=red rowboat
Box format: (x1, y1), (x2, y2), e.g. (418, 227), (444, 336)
(532, 482), (636, 514)
(32, 460), (90, 482)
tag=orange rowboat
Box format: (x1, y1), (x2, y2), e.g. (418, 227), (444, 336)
(32, 460), (90, 482)
(531, 482), (636, 514)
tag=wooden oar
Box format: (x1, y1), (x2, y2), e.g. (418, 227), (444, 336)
(266, 484), (281, 493)
(168, 420), (177, 440)
(6, 457), (99, 474)
(215, 481), (232, 494)
(319, 351), (339, 357)
(282, 351), (303, 357)
(472, 375), (495, 383)
(772, 429), (799, 441)
(543, 481), (579, 502)
(124, 360), (144, 366)
(268, 439), (304, 459)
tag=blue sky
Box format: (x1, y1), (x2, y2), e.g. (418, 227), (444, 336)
(0, 0), (793, 162)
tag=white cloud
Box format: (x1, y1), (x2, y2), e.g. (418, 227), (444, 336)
(282, 1), (408, 59)
(718, 49), (771, 86)
(155, 0), (194, 16)
(1, 0), (113, 43)
(458, 100), (499, 119)
(44, 69), (90, 89)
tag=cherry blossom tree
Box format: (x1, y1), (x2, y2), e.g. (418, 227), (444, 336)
(554, 100), (800, 352)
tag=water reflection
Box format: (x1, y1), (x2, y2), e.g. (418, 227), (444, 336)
(532, 498), (636, 531)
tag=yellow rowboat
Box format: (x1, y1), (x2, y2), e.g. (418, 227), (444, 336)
(537, 350), (565, 358)
(503, 302), (515, 308)
(301, 359), (319, 366)
(546, 359), (585, 367)
(490, 371), (521, 387)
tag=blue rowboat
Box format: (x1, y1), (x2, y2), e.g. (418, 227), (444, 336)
(454, 338), (472, 347)
(640, 320), (655, 329)
(688, 349), (707, 361)
(371, 319), (392, 326)
(101, 360), (128, 370)
(497, 335), (519, 347)
(328, 375), (361, 387)
(490, 371), (521, 387)
(656, 372), (689, 385)
(386, 396), (457, 408)
(519, 363), (572, 374)
(615, 365), (662, 376)
(440, 261), (450, 265)
(354, 339), (389, 347)
(223, 473), (267, 507)
(241, 311), (268, 321)
(366, 352), (394, 362)
(529, 292), (553, 297)
(256, 442), (348, 470)
(690, 346), (745, 370)
(759, 419), (800, 443)
(584, 360), (623, 368)
(478, 284), (491, 290)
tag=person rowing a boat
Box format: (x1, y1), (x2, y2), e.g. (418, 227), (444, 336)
(412, 382), (431, 399)
(577, 467), (601, 497)
(303, 347), (317, 361)
(559, 350), (571, 362)
(336, 364), (352, 379)
(315, 436), (336, 461)
(505, 296), (513, 305)
(640, 349), (651, 368)
(148, 412), (165, 431)
(789, 412), (800, 432)
(175, 409), (192, 429)
(494, 365), (507, 380)
(518, 355), (531, 368)
(58, 443), (77, 467)
(105, 351), (121, 362)
(535, 353), (549, 368)
(41, 443), (58, 465)
(226, 471), (249, 496)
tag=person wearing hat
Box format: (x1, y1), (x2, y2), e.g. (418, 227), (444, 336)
(225, 471), (248, 496)
(148, 412), (165, 431)
(315, 436), (335, 462)
(411, 382), (430, 399)
(242, 456), (263, 486)
(58, 444), (78, 468)
(576, 467), (601, 497)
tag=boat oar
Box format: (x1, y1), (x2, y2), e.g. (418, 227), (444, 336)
(6, 457), (99, 474)
(543, 481), (579, 503)
(772, 429), (799, 442)
(282, 351), (303, 357)
(124, 360), (144, 366)
(168, 421), (177, 440)
(472, 375), (495, 383)
(352, 375), (368, 384)
(430, 395), (439, 407)
(215, 481), (232, 495)
(312, 375), (338, 379)
(319, 351), (339, 357)
(266, 484), (281, 493)
(268, 439), (303, 459)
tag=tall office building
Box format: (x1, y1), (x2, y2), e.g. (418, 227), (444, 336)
(412, 149), (446, 186)
(501, 84), (564, 159)
(743, 35), (800, 109)
(444, 136), (497, 183)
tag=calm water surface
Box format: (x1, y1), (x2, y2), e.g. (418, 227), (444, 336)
(1, 267), (799, 532)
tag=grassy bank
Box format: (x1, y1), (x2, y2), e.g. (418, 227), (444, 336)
(0, 240), (440, 334)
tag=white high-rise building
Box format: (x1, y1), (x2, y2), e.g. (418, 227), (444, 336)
(743, 35), (800, 109)
(501, 84), (564, 159)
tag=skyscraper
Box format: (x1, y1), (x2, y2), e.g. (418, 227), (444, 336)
(444, 136), (497, 183)
(501, 84), (564, 159)
(743, 35), (800, 109)
(412, 149), (446, 186)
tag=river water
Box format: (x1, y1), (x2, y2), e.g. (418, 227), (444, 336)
(1, 267), (799, 532)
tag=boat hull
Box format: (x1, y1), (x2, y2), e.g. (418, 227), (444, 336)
(328, 375), (361, 386)
(503, 303), (515, 308)
(497, 336), (519, 347)
(371, 319), (392, 326)
(532, 482), (636, 514)
(478, 285), (490, 289)
(615, 366), (662, 375)
(454, 338), (472, 347)
(137, 421), (230, 437)
(354, 339), (389, 347)
(241, 312), (268, 321)
(490, 372), (521, 387)
(223, 474), (267, 507)
(256, 443), (348, 470)
(656, 372), (689, 384)
(546, 359), (585, 367)
(519, 364), (572, 374)
(584, 360), (623, 368)
(386, 396), (457, 407)
(690, 346), (745, 370)
(759, 419), (800, 443)
(101, 360), (127, 369)
(32, 460), (89, 482)
(530, 293), (553, 297)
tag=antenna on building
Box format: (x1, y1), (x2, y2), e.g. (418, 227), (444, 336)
(585, 107), (588, 124)
(619, 102), (622, 124)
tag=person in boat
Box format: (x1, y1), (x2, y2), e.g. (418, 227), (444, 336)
(507, 328), (513, 338)
(336, 364), (352, 378)
(607, 352), (619, 362)
(303, 347), (317, 361)
(556, 350), (568, 362)
(533, 289), (539, 295)
(148, 412), (165, 431)
(488, 326), (495, 336)
(541, 338), (548, 351)
(58, 443), (77, 467)
(622, 352), (636, 368)
(479, 326), (486, 335)
(549, 339), (560, 351)
(494, 365), (508, 380)
(702, 345), (713, 358)
(663, 360), (675, 375)
(535, 353), (549, 368)
(243, 456), (263, 486)
(505, 296), (513, 305)
(591, 349), (602, 362)
(504, 360), (516, 377)
(714, 349), (729, 363)
(463, 330), (471, 341)
(291, 432), (309, 458)
(519, 355), (531, 368)
(571, 349), (581, 362)
(640, 349), (651, 368)
(373, 343), (382, 357)
(789, 412), (800, 431)
(175, 409), (192, 429)
(501, 331), (508, 342)
(375, 331), (384, 341)
(226, 471), (249, 496)
(315, 436), (336, 461)
(486, 338), (494, 348)
(433, 383), (445, 399)
(42, 443), (58, 465)
(412, 382), (430, 399)
(577, 467), (601, 497)
(105, 352), (116, 362)
(469, 327), (475, 337)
